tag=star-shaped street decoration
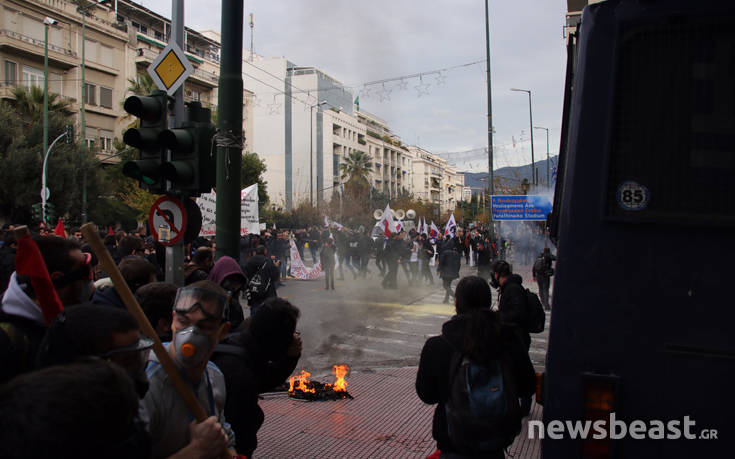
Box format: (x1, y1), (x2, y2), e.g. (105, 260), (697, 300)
(434, 72), (446, 86)
(415, 78), (431, 97)
(378, 84), (392, 102)
(397, 79), (408, 91)
(267, 98), (281, 115)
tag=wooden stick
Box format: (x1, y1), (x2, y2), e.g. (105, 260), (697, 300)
(81, 223), (208, 421)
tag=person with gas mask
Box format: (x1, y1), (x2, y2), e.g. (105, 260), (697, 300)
(142, 280), (237, 459)
(212, 297), (302, 457)
(207, 255), (247, 330)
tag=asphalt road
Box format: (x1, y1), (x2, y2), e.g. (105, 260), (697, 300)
(271, 259), (550, 378)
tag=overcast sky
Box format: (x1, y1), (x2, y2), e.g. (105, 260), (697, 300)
(142, 0), (568, 172)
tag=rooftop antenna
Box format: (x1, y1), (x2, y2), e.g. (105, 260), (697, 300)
(249, 13), (254, 62)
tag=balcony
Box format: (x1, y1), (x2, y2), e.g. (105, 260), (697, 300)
(0, 29), (77, 69)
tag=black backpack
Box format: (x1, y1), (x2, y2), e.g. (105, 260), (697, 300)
(246, 262), (271, 301)
(524, 288), (545, 333)
(443, 342), (522, 454)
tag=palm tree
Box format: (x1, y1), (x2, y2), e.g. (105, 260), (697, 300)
(126, 72), (156, 96)
(11, 86), (72, 133)
(339, 150), (373, 184)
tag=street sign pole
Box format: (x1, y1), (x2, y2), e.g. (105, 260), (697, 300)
(166, 0), (186, 285)
(215, 0), (244, 262)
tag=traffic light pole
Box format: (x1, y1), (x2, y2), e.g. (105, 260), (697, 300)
(166, 0), (186, 285)
(215, 0), (243, 262)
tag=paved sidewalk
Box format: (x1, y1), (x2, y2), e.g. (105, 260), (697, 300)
(255, 366), (542, 458)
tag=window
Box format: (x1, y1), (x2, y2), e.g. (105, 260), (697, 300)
(48, 72), (62, 95)
(100, 44), (114, 68)
(154, 30), (164, 41)
(4, 60), (17, 86)
(22, 65), (44, 90)
(100, 87), (112, 108)
(140, 25), (147, 34)
(99, 132), (113, 151)
(86, 138), (95, 150)
(85, 83), (97, 106)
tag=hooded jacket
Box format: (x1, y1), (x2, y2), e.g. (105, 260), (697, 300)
(208, 256), (246, 329)
(416, 313), (536, 456)
(498, 274), (531, 349)
(0, 272), (49, 383)
(211, 330), (298, 457)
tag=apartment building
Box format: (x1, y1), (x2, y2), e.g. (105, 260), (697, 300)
(1, 0), (131, 160)
(1, 0), (253, 162)
(408, 146), (465, 214)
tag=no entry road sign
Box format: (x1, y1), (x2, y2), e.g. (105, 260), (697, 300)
(149, 195), (188, 246)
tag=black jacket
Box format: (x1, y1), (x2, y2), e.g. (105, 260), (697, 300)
(437, 249), (461, 279)
(498, 274), (531, 348)
(416, 314), (536, 454)
(243, 255), (279, 305)
(211, 331), (299, 457)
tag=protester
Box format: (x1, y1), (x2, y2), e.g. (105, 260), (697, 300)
(0, 360), (149, 459)
(93, 255), (157, 309)
(319, 233), (336, 290)
(36, 304), (154, 400)
(136, 281), (178, 342)
(437, 243), (461, 303)
(0, 236), (90, 383)
(212, 297), (302, 457)
(142, 281), (236, 458)
(532, 247), (556, 310)
(243, 246), (279, 316)
(0, 231), (16, 294)
(184, 247), (214, 285)
(491, 260), (531, 350)
(416, 276), (536, 458)
(208, 255), (247, 330)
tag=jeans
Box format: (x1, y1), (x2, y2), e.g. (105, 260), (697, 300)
(442, 277), (455, 302)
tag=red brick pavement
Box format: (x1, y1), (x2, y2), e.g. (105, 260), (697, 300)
(255, 367), (542, 458)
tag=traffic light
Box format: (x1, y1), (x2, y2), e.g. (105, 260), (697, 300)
(158, 101), (216, 195)
(122, 90), (168, 194)
(31, 203), (43, 222)
(44, 202), (56, 224)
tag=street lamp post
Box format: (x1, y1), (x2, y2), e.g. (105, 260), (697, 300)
(43, 17), (57, 226)
(511, 88), (536, 186)
(534, 126), (550, 187)
(484, 0), (495, 240)
(309, 100), (327, 205)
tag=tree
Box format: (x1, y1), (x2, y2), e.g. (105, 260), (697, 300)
(0, 88), (100, 225)
(241, 152), (268, 210)
(339, 150), (373, 184)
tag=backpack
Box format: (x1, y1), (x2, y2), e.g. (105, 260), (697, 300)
(443, 344), (522, 454)
(246, 261), (271, 301)
(524, 288), (545, 333)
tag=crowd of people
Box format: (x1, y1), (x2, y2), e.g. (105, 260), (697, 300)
(0, 219), (555, 458)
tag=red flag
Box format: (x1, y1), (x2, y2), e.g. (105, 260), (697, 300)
(53, 218), (66, 238)
(14, 234), (64, 325)
(108, 226), (114, 235)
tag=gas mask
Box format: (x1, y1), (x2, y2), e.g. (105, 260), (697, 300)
(172, 325), (215, 369)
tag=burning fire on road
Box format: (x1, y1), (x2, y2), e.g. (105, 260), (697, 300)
(288, 364), (353, 401)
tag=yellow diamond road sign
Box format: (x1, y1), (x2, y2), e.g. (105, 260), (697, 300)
(147, 41), (194, 96)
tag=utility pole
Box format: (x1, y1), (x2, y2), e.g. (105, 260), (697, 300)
(484, 0), (494, 240)
(215, 0), (244, 261)
(43, 17), (55, 227)
(249, 13), (254, 62)
(80, 11), (87, 222)
(165, 0), (186, 284)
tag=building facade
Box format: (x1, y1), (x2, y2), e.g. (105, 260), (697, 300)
(1, 0), (253, 165)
